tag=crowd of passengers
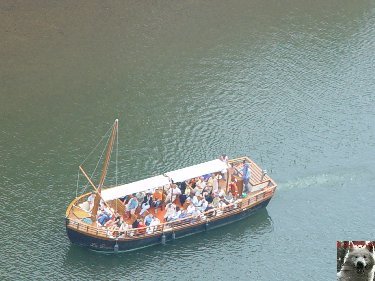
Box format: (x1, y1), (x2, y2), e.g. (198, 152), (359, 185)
(88, 158), (251, 238)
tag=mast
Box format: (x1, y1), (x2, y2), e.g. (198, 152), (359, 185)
(91, 119), (118, 219)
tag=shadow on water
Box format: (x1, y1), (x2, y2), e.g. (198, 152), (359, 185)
(63, 208), (273, 269)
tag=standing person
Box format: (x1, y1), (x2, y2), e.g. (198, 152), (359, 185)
(212, 174), (219, 194)
(220, 154), (229, 180)
(242, 160), (251, 193)
(166, 182), (181, 203)
(87, 192), (95, 212)
(229, 178), (239, 198)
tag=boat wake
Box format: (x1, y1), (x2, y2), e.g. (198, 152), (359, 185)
(278, 172), (346, 191)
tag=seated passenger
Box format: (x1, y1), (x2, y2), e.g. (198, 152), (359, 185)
(107, 215), (124, 236)
(197, 198), (208, 213)
(165, 206), (179, 222)
(224, 192), (234, 205)
(202, 184), (213, 195)
(212, 194), (221, 208)
(152, 188), (163, 212)
(189, 178), (197, 189)
(118, 220), (131, 237)
(193, 184), (203, 195)
(140, 192), (153, 216)
(136, 191), (145, 206)
(171, 206), (182, 221)
(192, 194), (200, 207)
(179, 209), (188, 219)
(218, 197), (227, 208)
(183, 197), (191, 209)
(185, 183), (193, 195)
(191, 208), (202, 219)
(186, 202), (196, 215)
(147, 217), (160, 234)
(125, 194), (139, 218)
(204, 192), (214, 203)
(218, 188), (226, 198)
(205, 203), (215, 215)
(137, 220), (146, 235)
(97, 208), (112, 226)
(144, 213), (154, 226)
(164, 202), (176, 221)
(195, 176), (206, 190)
(104, 212), (121, 228)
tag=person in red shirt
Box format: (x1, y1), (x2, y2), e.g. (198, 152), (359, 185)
(229, 178), (239, 198)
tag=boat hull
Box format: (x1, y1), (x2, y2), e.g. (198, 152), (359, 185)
(66, 197), (273, 252)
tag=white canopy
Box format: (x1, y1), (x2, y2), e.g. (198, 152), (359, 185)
(100, 159), (228, 201)
(101, 175), (170, 201)
(165, 159), (228, 183)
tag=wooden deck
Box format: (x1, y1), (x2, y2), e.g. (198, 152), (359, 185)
(66, 156), (276, 240)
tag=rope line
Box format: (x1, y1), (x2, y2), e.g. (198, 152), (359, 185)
(77, 122), (116, 196)
(75, 169), (80, 198)
(80, 124), (113, 166)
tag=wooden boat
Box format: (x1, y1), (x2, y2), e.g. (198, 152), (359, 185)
(65, 120), (277, 252)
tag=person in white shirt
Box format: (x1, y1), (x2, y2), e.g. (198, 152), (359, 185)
(197, 198), (208, 212)
(192, 194), (200, 206)
(87, 192), (95, 211)
(147, 217), (160, 234)
(187, 202), (196, 214)
(171, 206), (182, 221)
(212, 174), (219, 194)
(166, 184), (181, 203)
(164, 202), (176, 221)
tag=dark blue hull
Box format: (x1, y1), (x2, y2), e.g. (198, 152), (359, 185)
(66, 197), (272, 252)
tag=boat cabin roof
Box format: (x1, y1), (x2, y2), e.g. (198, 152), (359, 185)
(101, 159), (228, 201)
(165, 159), (227, 182)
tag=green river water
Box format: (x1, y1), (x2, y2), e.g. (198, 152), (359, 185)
(1, 1), (375, 280)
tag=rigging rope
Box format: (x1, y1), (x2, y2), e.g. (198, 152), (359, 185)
(75, 169), (80, 199)
(80, 124), (113, 166)
(78, 122), (115, 196)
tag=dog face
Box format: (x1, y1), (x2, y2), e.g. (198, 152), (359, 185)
(347, 246), (375, 274)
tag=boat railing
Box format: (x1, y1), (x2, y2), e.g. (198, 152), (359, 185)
(229, 156), (272, 187)
(67, 185), (276, 240)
